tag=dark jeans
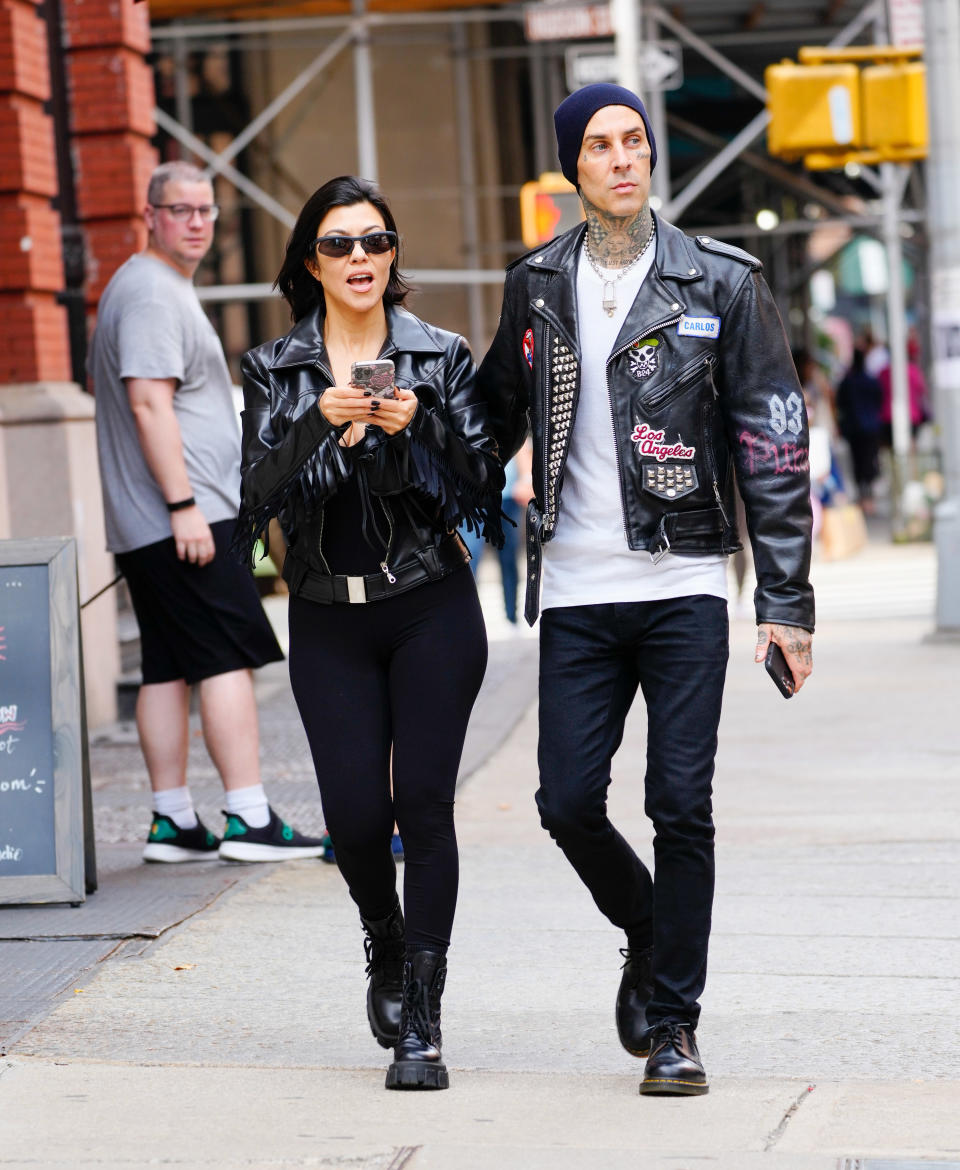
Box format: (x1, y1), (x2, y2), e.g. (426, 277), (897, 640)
(537, 595), (729, 1027)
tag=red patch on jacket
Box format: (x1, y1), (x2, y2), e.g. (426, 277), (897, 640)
(522, 329), (534, 369)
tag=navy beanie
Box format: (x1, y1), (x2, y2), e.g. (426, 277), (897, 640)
(554, 83), (657, 187)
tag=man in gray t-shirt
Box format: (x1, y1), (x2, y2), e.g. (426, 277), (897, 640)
(90, 161), (323, 866)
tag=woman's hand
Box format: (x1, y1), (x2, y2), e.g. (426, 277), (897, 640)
(317, 385), (374, 427)
(366, 385), (418, 436)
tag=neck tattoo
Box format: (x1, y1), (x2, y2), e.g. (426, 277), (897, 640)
(581, 201), (655, 317)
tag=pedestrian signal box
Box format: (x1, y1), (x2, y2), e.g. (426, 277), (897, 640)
(519, 172), (584, 247)
(764, 46), (927, 170)
(861, 61), (927, 158)
(765, 62), (860, 157)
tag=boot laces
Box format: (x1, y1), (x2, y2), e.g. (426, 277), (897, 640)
(403, 978), (433, 1046)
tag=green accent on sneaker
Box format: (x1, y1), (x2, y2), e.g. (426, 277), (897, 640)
(224, 814), (248, 839)
(205, 831), (217, 847)
(282, 822), (293, 841)
(150, 819), (178, 842)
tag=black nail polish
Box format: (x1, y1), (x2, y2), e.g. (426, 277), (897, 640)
(363, 390), (373, 397)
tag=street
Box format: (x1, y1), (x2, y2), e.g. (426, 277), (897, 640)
(0, 535), (958, 1169)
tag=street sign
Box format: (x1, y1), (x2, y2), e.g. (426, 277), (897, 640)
(564, 43), (683, 91)
(887, 0), (924, 46)
(525, 3), (613, 42)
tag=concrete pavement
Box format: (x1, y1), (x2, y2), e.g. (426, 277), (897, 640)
(1, 538), (959, 1168)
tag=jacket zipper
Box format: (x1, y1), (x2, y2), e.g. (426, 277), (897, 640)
(642, 352), (717, 412)
(379, 499), (397, 583)
(316, 506), (332, 575)
(701, 400), (730, 526)
(606, 313), (684, 538)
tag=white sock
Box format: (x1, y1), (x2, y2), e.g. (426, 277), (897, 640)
(153, 786), (198, 830)
(224, 783), (270, 828)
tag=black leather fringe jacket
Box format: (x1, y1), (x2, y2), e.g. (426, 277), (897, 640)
(236, 305), (505, 598)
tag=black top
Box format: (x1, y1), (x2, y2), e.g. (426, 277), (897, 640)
(321, 445), (386, 576)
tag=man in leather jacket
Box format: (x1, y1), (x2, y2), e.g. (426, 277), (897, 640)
(477, 84), (815, 1095)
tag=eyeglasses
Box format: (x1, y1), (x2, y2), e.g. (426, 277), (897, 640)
(151, 203), (221, 222)
(311, 231), (397, 258)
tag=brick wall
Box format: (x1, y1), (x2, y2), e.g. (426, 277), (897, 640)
(0, 0), (70, 382)
(62, 0), (157, 309)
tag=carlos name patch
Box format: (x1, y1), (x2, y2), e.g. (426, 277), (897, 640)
(677, 315), (721, 339)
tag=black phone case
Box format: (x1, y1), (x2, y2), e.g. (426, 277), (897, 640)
(764, 642), (795, 699)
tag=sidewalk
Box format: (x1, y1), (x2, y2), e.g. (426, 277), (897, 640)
(1, 538), (958, 1169)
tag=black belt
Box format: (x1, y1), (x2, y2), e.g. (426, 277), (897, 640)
(286, 538), (468, 605)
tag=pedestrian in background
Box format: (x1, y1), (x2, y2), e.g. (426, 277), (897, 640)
(479, 84), (814, 1096)
(90, 161), (325, 865)
(836, 342), (883, 512)
(237, 176), (503, 1092)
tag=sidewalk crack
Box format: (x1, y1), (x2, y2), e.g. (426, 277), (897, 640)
(764, 1083), (816, 1151)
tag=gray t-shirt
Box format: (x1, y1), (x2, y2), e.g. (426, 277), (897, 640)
(90, 253), (240, 553)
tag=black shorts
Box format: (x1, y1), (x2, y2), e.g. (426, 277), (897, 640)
(116, 519), (285, 686)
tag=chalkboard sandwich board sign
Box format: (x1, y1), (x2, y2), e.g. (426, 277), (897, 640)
(1, 538), (89, 905)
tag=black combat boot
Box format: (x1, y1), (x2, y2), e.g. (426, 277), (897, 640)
(385, 950), (448, 1090)
(360, 902), (405, 1049)
(639, 1020), (709, 1096)
(616, 945), (654, 1057)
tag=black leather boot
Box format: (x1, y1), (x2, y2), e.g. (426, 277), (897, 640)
(385, 950), (448, 1090)
(616, 945), (654, 1057)
(639, 1020), (709, 1095)
(360, 902), (405, 1049)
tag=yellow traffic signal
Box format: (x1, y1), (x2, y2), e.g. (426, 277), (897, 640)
(765, 61), (860, 157)
(861, 60), (927, 157)
(519, 172), (584, 248)
(764, 46), (927, 169)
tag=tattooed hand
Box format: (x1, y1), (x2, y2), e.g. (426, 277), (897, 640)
(755, 623), (813, 693)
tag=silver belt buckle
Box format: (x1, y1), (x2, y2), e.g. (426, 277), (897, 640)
(650, 532), (671, 565)
(346, 576), (367, 604)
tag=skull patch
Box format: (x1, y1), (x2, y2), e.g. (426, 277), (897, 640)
(628, 337), (661, 380)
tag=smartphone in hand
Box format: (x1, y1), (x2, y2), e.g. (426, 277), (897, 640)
(351, 359), (396, 398)
(764, 641), (795, 699)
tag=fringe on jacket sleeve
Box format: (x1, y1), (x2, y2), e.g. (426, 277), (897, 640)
(407, 434), (507, 549)
(232, 432), (351, 566)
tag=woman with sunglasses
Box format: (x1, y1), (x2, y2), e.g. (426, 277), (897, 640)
(237, 176), (503, 1091)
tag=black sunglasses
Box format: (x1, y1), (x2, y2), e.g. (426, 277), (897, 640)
(311, 231), (397, 258)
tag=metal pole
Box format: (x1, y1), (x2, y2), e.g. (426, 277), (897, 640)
(613, 0), (640, 95)
(352, 0), (378, 182)
(882, 164), (912, 464)
(643, 7), (669, 207)
(452, 22), (485, 354)
(925, 0), (960, 629)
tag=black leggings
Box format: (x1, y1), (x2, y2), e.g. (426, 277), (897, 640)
(288, 567), (487, 950)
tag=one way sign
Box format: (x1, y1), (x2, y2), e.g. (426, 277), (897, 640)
(565, 42), (683, 91)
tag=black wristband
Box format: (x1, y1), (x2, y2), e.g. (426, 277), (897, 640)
(166, 496), (196, 513)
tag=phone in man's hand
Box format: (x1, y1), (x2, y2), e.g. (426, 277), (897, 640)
(351, 359), (396, 398)
(764, 641), (795, 699)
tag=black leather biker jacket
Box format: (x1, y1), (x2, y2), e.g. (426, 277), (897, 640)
(477, 215), (815, 629)
(237, 305), (504, 600)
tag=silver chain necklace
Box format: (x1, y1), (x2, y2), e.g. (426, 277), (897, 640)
(583, 225), (655, 317)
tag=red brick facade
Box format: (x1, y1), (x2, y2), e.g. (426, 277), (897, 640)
(0, 0), (156, 384)
(63, 0), (157, 308)
(0, 0), (69, 382)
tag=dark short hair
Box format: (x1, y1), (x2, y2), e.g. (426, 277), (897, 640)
(275, 175), (412, 321)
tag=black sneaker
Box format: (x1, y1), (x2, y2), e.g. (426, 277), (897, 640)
(218, 807), (326, 862)
(143, 813), (221, 863)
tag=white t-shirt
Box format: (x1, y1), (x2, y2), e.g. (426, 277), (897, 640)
(540, 243), (728, 611)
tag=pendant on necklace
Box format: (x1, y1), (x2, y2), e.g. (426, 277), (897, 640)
(602, 281), (617, 317)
